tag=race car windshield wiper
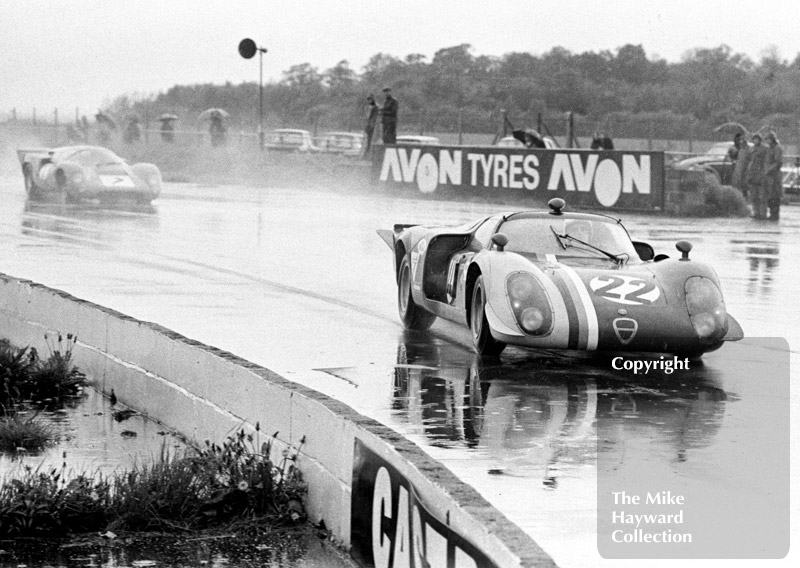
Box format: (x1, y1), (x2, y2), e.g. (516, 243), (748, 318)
(550, 225), (567, 250)
(557, 232), (625, 264)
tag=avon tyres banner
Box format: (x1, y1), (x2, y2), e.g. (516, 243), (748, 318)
(373, 146), (665, 211)
(351, 440), (500, 568)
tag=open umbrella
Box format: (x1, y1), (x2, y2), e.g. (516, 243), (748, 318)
(713, 121), (750, 137)
(198, 108), (229, 121)
(157, 113), (179, 122)
(95, 112), (116, 129)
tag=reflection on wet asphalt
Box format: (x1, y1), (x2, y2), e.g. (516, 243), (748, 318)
(0, 178), (797, 568)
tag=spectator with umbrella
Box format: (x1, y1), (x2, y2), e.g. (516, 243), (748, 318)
(199, 108), (229, 147)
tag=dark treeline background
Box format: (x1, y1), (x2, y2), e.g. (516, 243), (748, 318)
(105, 43), (799, 141)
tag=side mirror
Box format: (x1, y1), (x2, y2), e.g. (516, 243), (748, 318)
(492, 233), (509, 251)
(632, 241), (655, 261)
(676, 240), (693, 261)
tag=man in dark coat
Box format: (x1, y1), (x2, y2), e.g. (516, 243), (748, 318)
(764, 131), (783, 221)
(380, 87), (398, 144)
(363, 94), (379, 155)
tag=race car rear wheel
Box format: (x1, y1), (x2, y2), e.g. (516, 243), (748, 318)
(470, 276), (506, 356)
(398, 257), (436, 330)
(23, 166), (40, 199)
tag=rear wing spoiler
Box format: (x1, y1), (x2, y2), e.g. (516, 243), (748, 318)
(376, 223), (418, 250)
(16, 148), (53, 166)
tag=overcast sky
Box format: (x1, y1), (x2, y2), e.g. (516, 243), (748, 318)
(3, 0), (800, 118)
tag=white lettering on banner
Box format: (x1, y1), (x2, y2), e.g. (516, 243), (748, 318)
(571, 154), (599, 192)
(549, 153), (576, 191)
(372, 467), (392, 568)
(523, 154), (540, 190)
(439, 150), (462, 185)
(509, 154), (524, 189)
(493, 154), (509, 188)
(399, 148), (422, 181)
(417, 153), (439, 193)
(478, 154), (494, 187)
(393, 486), (411, 568)
(379, 148), (651, 205)
(547, 153), (651, 207)
(367, 464), (485, 568)
(379, 148), (403, 182)
(594, 159), (623, 207)
(623, 154), (650, 194)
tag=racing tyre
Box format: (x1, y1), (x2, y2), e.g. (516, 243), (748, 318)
(398, 257), (436, 330)
(470, 275), (506, 356)
(56, 170), (79, 203)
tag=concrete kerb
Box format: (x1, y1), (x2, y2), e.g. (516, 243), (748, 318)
(0, 272), (555, 567)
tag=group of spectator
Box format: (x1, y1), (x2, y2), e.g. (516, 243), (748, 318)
(362, 87), (398, 155)
(728, 130), (783, 221)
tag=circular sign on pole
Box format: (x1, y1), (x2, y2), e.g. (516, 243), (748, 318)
(238, 38), (257, 59)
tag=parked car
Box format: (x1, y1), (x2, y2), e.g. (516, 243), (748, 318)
(17, 145), (161, 203)
(318, 132), (364, 155)
(672, 142), (736, 185)
(264, 129), (319, 152)
(782, 164), (800, 196)
(395, 135), (441, 146)
(378, 198), (742, 357)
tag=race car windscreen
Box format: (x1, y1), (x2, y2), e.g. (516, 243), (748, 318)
(59, 147), (123, 167)
(498, 217), (639, 261)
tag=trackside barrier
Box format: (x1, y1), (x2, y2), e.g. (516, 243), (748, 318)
(0, 272), (556, 568)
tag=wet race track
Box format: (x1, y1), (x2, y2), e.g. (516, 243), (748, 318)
(0, 176), (797, 568)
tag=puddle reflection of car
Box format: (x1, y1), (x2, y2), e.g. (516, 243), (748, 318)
(391, 349), (730, 479)
(395, 135), (441, 145)
(264, 129), (319, 153)
(17, 145), (161, 204)
(318, 131), (364, 156)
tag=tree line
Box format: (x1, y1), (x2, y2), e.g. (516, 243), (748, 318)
(105, 43), (800, 141)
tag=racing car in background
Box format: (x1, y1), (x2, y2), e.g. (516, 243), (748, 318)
(17, 145), (161, 203)
(379, 198), (743, 357)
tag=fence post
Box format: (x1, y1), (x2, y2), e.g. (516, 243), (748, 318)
(32, 108), (36, 125)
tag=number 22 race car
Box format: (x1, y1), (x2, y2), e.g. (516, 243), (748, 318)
(378, 199), (743, 357)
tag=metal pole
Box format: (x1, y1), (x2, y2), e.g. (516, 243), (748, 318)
(259, 48), (264, 150)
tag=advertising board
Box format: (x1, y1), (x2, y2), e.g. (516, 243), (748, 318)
(351, 439), (501, 568)
(373, 145), (665, 211)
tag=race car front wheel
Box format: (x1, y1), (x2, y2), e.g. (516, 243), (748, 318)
(398, 257), (436, 330)
(470, 276), (506, 356)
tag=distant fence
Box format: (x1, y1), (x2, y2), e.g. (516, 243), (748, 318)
(2, 119), (797, 167)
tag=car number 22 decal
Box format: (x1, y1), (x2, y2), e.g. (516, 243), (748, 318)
(589, 275), (661, 305)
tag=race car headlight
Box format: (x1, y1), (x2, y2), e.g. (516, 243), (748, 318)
(684, 276), (726, 340)
(507, 272), (553, 335)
